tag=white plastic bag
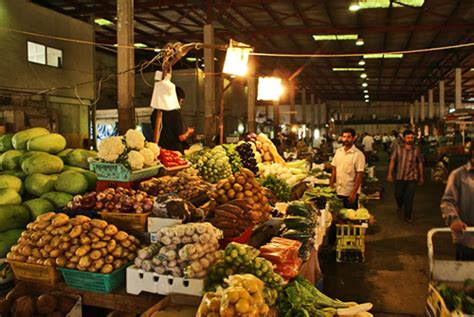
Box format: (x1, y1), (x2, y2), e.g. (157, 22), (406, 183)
(150, 71), (180, 111)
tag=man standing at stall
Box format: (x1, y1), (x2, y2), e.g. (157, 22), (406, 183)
(387, 130), (424, 223)
(330, 128), (365, 209)
(440, 142), (474, 261)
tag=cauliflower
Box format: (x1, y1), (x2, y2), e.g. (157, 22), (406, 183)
(139, 148), (155, 167)
(127, 150), (145, 170)
(125, 129), (145, 150)
(145, 142), (160, 159)
(97, 136), (125, 162)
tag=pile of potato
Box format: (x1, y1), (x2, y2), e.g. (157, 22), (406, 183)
(212, 168), (273, 224)
(10, 293), (77, 317)
(6, 212), (140, 273)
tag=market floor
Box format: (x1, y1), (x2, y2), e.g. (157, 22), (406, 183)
(320, 154), (453, 317)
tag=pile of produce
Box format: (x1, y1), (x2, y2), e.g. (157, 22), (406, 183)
(222, 144), (243, 173)
(197, 274), (270, 317)
(260, 175), (291, 202)
(236, 142), (259, 175)
(158, 148), (188, 168)
(258, 160), (309, 187)
(303, 186), (343, 213)
(65, 187), (154, 214)
(277, 275), (373, 317)
(339, 207), (371, 221)
(0, 205), (30, 258)
(432, 162), (448, 184)
(206, 242), (285, 305)
(254, 133), (285, 164)
(6, 212), (140, 273)
(8, 292), (78, 317)
(259, 237), (302, 281)
(206, 199), (254, 238)
(362, 176), (384, 197)
(139, 167), (209, 201)
(134, 222), (222, 278)
(212, 169), (273, 224)
(280, 201), (318, 261)
(188, 146), (233, 183)
(436, 280), (474, 314)
(97, 129), (161, 170)
(152, 196), (205, 222)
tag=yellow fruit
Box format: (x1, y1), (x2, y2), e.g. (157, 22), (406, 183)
(220, 305), (236, 317)
(235, 298), (250, 314)
(209, 297), (221, 312)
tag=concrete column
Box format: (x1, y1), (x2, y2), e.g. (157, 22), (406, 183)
(409, 103), (414, 126)
(428, 89), (434, 119)
(273, 99), (280, 136)
(455, 68), (462, 109)
(310, 94), (315, 127)
(301, 88), (307, 125)
(290, 84), (296, 124)
(203, 24), (216, 142)
(321, 103), (327, 125)
(414, 100), (419, 123)
(420, 95), (425, 121)
(316, 98), (321, 126)
(117, 0), (135, 134)
(247, 76), (256, 133)
(439, 80), (445, 118)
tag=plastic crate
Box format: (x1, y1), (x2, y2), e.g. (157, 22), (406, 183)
(100, 212), (150, 236)
(426, 283), (451, 317)
(9, 261), (61, 285)
(336, 224), (366, 262)
(58, 265), (127, 293)
(90, 161), (161, 182)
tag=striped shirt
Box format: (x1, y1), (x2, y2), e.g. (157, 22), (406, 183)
(390, 144), (423, 181)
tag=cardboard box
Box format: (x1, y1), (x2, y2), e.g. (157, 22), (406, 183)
(147, 217), (182, 243)
(141, 294), (201, 317)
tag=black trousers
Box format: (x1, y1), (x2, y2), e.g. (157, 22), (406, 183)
(337, 195), (359, 210)
(395, 180), (417, 219)
(456, 244), (474, 261)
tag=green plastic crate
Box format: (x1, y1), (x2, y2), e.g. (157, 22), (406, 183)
(89, 161), (161, 182)
(58, 265), (127, 293)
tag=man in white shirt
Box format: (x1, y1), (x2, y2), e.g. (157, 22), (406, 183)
(362, 132), (375, 162)
(330, 128), (366, 209)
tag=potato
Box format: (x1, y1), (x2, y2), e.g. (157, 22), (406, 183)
(40, 249), (49, 259)
(33, 221), (50, 231)
(79, 234), (92, 245)
(35, 293), (58, 315)
(77, 265), (87, 271)
(37, 212), (55, 223)
(128, 244), (137, 252)
(60, 234), (72, 242)
(75, 245), (91, 257)
(71, 238), (79, 245)
(43, 258), (54, 266)
(127, 253), (136, 261)
(107, 240), (117, 253)
(91, 219), (108, 230)
(56, 256), (67, 267)
(235, 192), (245, 199)
(52, 223), (72, 235)
(79, 255), (92, 268)
(90, 250), (102, 260)
(102, 235), (111, 241)
(100, 248), (108, 257)
(18, 237), (29, 246)
(244, 190), (253, 197)
(30, 231), (43, 241)
(112, 246), (123, 258)
(36, 258), (45, 265)
(70, 245), (79, 253)
(38, 234), (53, 247)
(92, 241), (107, 250)
(70, 255), (80, 263)
(49, 249), (62, 258)
(91, 228), (105, 239)
(69, 225), (83, 239)
(50, 236), (62, 248)
(66, 262), (76, 269)
(128, 235), (140, 246)
(32, 248), (41, 259)
(64, 251), (74, 259)
(52, 214), (69, 227)
(93, 258), (105, 270)
(58, 242), (71, 251)
(112, 259), (122, 270)
(20, 230), (30, 238)
(26, 222), (34, 230)
(114, 231), (128, 241)
(104, 224), (118, 236)
(119, 240), (132, 248)
(121, 249), (130, 259)
(70, 215), (91, 226)
(43, 244), (53, 253)
(88, 266), (98, 273)
(105, 255), (114, 264)
(20, 245), (32, 257)
(101, 264), (113, 274)
(88, 232), (100, 243)
(27, 256), (37, 263)
(45, 224), (56, 232)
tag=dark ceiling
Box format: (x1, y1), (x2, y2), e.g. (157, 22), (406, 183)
(33, 0), (474, 102)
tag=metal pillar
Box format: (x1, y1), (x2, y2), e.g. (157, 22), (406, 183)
(204, 24), (216, 143)
(247, 76), (256, 133)
(428, 89), (434, 120)
(117, 0), (135, 134)
(455, 68), (462, 109)
(439, 80), (445, 118)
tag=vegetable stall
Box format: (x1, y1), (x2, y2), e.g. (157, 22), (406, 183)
(0, 128), (375, 317)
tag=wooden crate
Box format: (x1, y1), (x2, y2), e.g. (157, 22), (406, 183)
(100, 212), (150, 236)
(9, 261), (61, 285)
(141, 294), (201, 317)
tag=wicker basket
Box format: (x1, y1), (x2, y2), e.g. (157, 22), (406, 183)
(9, 261), (61, 285)
(99, 212), (150, 235)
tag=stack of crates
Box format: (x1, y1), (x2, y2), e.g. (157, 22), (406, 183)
(336, 223), (367, 262)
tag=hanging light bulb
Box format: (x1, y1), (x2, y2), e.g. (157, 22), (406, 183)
(362, 82), (368, 87)
(360, 73), (367, 79)
(358, 59), (365, 66)
(349, 3), (360, 11)
(356, 38), (365, 46)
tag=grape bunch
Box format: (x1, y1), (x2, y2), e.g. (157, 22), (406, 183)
(190, 146), (233, 183)
(236, 142), (259, 174)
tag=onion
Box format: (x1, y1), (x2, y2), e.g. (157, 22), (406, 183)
(95, 201), (104, 209)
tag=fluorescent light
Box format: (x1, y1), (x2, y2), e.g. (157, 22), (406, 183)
(358, 59), (366, 66)
(186, 57), (198, 62)
(356, 38), (365, 46)
(449, 108), (455, 113)
(332, 68), (365, 71)
(365, 94), (369, 98)
(364, 53), (404, 59)
(365, 99), (370, 103)
(313, 34), (358, 41)
(94, 18), (113, 26)
(154, 48), (161, 52)
(258, 77), (284, 101)
(360, 73), (367, 79)
(362, 82), (368, 87)
(349, 4), (361, 11)
(134, 43), (148, 48)
(363, 90), (369, 93)
(358, 0), (425, 9)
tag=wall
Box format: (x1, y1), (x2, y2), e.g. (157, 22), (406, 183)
(0, 0), (94, 146)
(326, 100), (410, 120)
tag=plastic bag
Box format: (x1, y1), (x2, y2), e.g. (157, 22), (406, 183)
(150, 72), (180, 111)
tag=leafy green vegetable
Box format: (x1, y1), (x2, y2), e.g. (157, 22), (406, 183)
(222, 143), (243, 173)
(260, 174), (291, 202)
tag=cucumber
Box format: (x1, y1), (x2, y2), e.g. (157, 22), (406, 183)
(281, 229), (312, 240)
